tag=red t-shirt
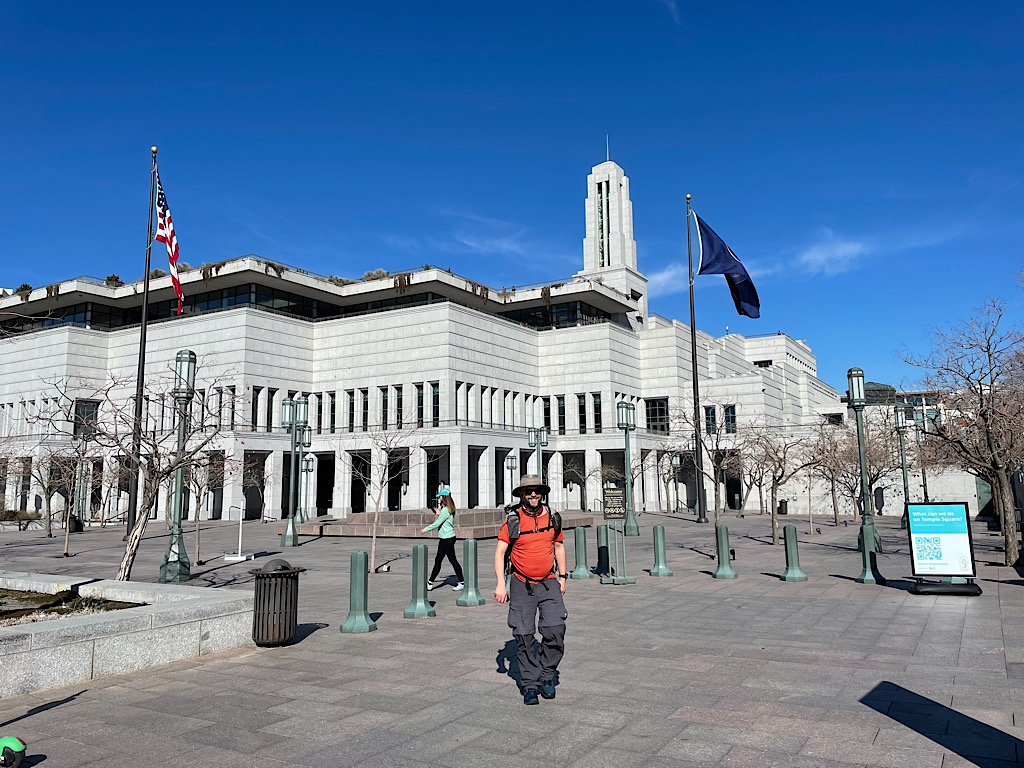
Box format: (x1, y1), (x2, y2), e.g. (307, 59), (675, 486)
(499, 506), (564, 582)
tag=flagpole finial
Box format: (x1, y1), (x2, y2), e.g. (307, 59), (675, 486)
(685, 194), (691, 201)
(151, 146), (158, 155)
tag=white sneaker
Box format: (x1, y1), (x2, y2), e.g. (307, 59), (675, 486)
(426, 581), (438, 591)
(453, 582), (464, 592)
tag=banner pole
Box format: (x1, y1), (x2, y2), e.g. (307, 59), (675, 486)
(125, 146), (158, 541)
(686, 195), (709, 524)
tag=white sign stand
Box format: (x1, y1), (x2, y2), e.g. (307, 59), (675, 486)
(224, 506), (255, 562)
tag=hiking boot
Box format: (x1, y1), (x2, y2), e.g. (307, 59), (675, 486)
(426, 581), (439, 591)
(523, 689), (539, 705)
(540, 680), (556, 699)
(453, 582), (464, 591)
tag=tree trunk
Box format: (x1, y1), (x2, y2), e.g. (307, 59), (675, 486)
(117, 478), (156, 581)
(830, 477), (840, 526)
(43, 492), (53, 537)
(757, 482), (764, 515)
(369, 504), (380, 572)
(770, 480), (779, 545)
(994, 469), (1020, 567)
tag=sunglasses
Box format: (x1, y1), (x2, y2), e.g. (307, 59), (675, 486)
(523, 489), (543, 496)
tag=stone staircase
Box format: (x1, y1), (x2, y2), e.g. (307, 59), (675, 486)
(275, 508), (596, 540)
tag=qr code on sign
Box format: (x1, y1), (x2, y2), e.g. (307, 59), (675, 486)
(916, 536), (942, 561)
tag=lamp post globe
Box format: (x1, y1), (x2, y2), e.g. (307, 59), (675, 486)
(848, 367), (884, 585)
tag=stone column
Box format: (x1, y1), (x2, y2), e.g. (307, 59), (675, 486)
(223, 443), (245, 521)
(254, 387), (266, 431)
(547, 452), (564, 511)
(448, 437), (467, 509)
(478, 445), (495, 508)
(305, 453), (318, 518)
(408, 446), (428, 511)
(334, 451), (352, 519)
(467, 384), (479, 427)
(265, 450), (284, 519)
(642, 449), (660, 512)
(482, 387), (491, 429)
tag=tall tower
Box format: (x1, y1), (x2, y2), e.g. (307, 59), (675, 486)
(576, 161), (648, 324)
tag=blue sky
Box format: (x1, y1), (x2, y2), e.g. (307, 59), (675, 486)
(2, 2), (1021, 393)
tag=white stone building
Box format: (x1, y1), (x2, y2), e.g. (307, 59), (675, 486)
(0, 160), (847, 524)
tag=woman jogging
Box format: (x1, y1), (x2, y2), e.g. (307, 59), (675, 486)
(422, 488), (464, 591)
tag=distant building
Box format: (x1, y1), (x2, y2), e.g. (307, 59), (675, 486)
(0, 160), (845, 523)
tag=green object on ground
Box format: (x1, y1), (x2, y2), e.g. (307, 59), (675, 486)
(0, 735), (26, 768)
(340, 551), (376, 633)
(650, 525), (673, 577)
(456, 539), (486, 606)
(781, 524), (808, 582)
(404, 543), (436, 618)
(712, 524), (737, 579)
(570, 527), (592, 579)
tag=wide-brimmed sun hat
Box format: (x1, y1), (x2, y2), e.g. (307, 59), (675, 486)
(512, 474), (550, 497)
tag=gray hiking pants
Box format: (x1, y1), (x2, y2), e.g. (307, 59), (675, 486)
(507, 576), (567, 690)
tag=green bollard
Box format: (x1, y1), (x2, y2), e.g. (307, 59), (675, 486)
(595, 524), (610, 575)
(404, 543), (436, 618)
(456, 539), (486, 606)
(781, 524), (808, 582)
(571, 527), (593, 579)
(340, 550), (377, 633)
(712, 524), (737, 579)
(650, 525), (673, 577)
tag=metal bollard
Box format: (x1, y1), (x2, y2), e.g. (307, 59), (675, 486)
(712, 524), (737, 579)
(571, 527), (593, 579)
(456, 539), (486, 606)
(404, 543), (436, 618)
(650, 525), (673, 577)
(595, 524), (610, 575)
(340, 550), (377, 633)
(781, 524), (808, 582)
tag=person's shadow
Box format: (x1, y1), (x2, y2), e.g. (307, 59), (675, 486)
(496, 640), (522, 691)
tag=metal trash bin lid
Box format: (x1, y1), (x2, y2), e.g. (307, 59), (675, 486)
(250, 558), (307, 576)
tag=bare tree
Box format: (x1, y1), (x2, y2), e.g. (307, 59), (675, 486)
(340, 420), (443, 572)
(903, 299), (1024, 565)
(36, 364), (237, 580)
(747, 421), (813, 545)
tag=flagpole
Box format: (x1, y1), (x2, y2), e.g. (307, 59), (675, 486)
(125, 146), (158, 541)
(686, 194), (709, 524)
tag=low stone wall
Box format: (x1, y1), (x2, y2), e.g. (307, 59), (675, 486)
(0, 571), (254, 698)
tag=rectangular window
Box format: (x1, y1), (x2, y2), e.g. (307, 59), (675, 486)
(73, 399), (99, 437)
(197, 389), (206, 431)
(228, 386), (236, 430)
(543, 397), (552, 431)
(577, 394), (587, 435)
(725, 404), (737, 434)
(645, 397), (670, 435)
(416, 383), (424, 428)
(316, 394), (323, 435)
(216, 388), (223, 430)
(266, 388), (277, 433)
(556, 395), (566, 436)
(754, 360), (772, 368)
(346, 390), (354, 433)
(704, 405), (717, 435)
(431, 382), (440, 427)
(380, 387), (389, 431)
(593, 393), (602, 434)
(327, 391), (335, 434)
(361, 389), (369, 432)
(395, 385), (403, 430)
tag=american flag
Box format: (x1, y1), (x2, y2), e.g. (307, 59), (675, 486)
(155, 170), (184, 315)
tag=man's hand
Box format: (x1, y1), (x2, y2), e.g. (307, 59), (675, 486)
(495, 583), (508, 603)
(558, 576), (566, 595)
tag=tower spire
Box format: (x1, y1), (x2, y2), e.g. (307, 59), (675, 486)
(606, 134), (610, 162)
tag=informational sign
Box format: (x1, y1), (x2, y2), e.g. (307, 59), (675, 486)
(906, 502), (977, 578)
(603, 488), (626, 520)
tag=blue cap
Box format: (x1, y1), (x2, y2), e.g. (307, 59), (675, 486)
(436, 488), (451, 497)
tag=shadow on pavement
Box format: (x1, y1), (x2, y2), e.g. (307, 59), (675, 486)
(0, 691), (85, 729)
(294, 622), (329, 642)
(496, 639), (521, 691)
(861, 682), (1022, 766)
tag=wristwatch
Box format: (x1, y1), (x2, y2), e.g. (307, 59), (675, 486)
(558, 573), (568, 579)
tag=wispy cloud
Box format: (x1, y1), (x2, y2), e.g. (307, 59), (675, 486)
(647, 263), (690, 298)
(796, 227), (869, 276)
(655, 0), (681, 26)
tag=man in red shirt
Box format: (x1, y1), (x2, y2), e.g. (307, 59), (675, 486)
(494, 474), (567, 705)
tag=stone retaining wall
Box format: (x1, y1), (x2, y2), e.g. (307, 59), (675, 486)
(0, 572), (254, 698)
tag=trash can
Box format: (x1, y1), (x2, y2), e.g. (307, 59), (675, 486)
(777, 500), (789, 516)
(250, 558), (306, 647)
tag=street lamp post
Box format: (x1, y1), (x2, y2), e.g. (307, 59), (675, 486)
(617, 401), (639, 536)
(505, 453), (517, 507)
(848, 368), (885, 585)
(895, 405), (912, 530)
(671, 454), (681, 514)
(296, 425), (312, 523)
(528, 426), (548, 478)
(159, 349), (196, 582)
(281, 395), (308, 547)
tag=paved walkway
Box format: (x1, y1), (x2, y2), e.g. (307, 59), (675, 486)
(2, 510), (1023, 767)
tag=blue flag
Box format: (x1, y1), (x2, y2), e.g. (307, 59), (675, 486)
(693, 212), (760, 319)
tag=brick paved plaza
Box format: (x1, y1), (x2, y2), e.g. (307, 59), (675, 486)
(2, 511), (1023, 767)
